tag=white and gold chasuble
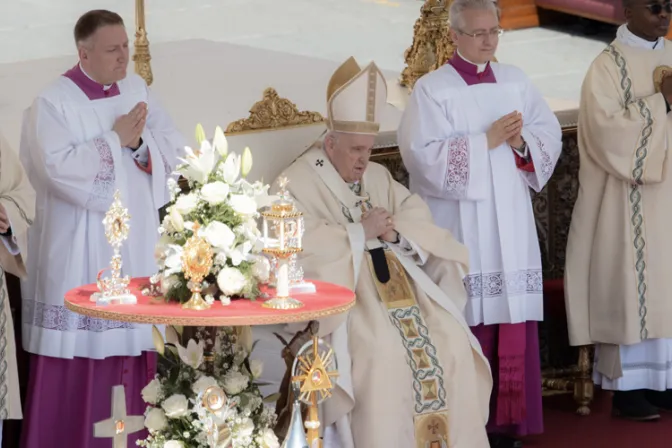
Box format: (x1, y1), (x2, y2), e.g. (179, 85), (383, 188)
(257, 146), (491, 448)
(345, 180), (452, 445)
(566, 26), (672, 390)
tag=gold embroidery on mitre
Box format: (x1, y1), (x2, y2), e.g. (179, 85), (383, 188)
(367, 66), (377, 122)
(414, 412), (449, 448)
(325, 56), (387, 135)
(653, 65), (672, 93)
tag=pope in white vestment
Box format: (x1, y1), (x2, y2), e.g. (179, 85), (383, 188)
(566, 7), (672, 420)
(397, 0), (561, 442)
(18, 11), (184, 447)
(255, 57), (492, 448)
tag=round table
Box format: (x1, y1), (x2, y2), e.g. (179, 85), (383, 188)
(64, 277), (355, 326)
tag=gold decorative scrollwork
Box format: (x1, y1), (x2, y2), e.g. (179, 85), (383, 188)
(133, 0), (153, 86)
(400, 0), (454, 90)
(225, 88), (325, 134)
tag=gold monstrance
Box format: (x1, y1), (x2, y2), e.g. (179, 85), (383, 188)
(261, 177), (305, 310)
(290, 337), (339, 448)
(91, 190), (136, 305)
(181, 222), (214, 310)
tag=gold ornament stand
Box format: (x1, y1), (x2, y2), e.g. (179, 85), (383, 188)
(262, 177), (306, 310)
(91, 190), (136, 306)
(288, 336), (339, 448)
(181, 222), (215, 311)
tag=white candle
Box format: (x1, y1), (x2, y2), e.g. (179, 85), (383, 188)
(263, 219), (268, 246)
(297, 219), (303, 250)
(280, 221), (285, 251)
(277, 261), (289, 298)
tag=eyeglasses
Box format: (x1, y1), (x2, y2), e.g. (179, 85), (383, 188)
(457, 28), (504, 41)
(643, 2), (672, 15)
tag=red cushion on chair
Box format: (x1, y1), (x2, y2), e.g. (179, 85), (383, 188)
(543, 278), (567, 320)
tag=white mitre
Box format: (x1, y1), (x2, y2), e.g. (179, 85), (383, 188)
(326, 56), (388, 135)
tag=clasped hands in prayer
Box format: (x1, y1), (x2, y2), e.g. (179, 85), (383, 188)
(362, 207), (397, 242)
(487, 111), (524, 150)
(113, 101), (147, 149)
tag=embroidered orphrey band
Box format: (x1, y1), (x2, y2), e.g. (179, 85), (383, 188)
(366, 251), (449, 447)
(605, 44), (651, 340)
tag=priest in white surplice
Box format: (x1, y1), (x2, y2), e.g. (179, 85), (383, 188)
(18, 10), (184, 448)
(566, 3), (672, 421)
(0, 133), (35, 446)
(398, 0), (562, 446)
(255, 57), (492, 448)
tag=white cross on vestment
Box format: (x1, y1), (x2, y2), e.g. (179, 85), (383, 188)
(94, 385), (145, 448)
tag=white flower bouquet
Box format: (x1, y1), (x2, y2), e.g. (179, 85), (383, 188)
(138, 326), (280, 448)
(148, 125), (273, 305)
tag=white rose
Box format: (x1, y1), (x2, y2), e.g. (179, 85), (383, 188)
(161, 213), (174, 233)
(262, 428), (280, 448)
(163, 441), (184, 448)
(217, 267), (248, 296)
(249, 359), (263, 379)
(200, 181), (230, 205)
(237, 417), (255, 437)
(222, 370), (249, 395)
(174, 193), (199, 215)
(141, 378), (162, 404)
(229, 194), (257, 216)
(193, 375), (219, 395)
(161, 394), (189, 418)
(144, 407), (168, 432)
(160, 275), (179, 295)
(251, 256), (270, 283)
(202, 221), (235, 250)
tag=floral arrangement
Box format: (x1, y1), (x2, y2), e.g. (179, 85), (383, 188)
(138, 326), (280, 448)
(148, 125), (273, 305)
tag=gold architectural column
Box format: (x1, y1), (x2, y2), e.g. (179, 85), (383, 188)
(400, 0), (454, 90)
(133, 0), (153, 86)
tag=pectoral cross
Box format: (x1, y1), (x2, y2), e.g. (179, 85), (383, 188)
(94, 385), (145, 448)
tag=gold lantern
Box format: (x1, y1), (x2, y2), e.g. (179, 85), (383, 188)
(261, 177), (304, 310)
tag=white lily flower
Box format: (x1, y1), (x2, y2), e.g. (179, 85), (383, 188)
(177, 339), (205, 369)
(213, 126), (228, 157)
(228, 241), (252, 267)
(221, 153), (241, 185)
(195, 123), (207, 145)
(165, 325), (180, 345)
(169, 207), (184, 232)
(177, 142), (217, 184)
(241, 146), (253, 178)
(164, 245), (184, 275)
